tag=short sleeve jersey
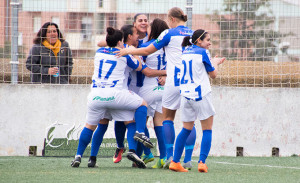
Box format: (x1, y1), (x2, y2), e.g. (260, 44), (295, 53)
(92, 47), (139, 90)
(180, 45), (215, 100)
(152, 25), (193, 87)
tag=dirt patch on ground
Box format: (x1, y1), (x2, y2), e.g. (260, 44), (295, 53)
(1, 58), (299, 87)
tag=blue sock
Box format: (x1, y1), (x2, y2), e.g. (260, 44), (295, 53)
(136, 142), (143, 157)
(134, 106), (147, 133)
(154, 126), (166, 159)
(163, 120), (175, 159)
(76, 127), (93, 156)
(199, 130), (212, 164)
(126, 123), (137, 151)
(90, 124), (108, 157)
(142, 127), (151, 155)
(173, 128), (191, 163)
(184, 126), (196, 163)
(114, 121), (126, 148)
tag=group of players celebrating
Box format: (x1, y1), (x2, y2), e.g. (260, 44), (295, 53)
(71, 7), (225, 173)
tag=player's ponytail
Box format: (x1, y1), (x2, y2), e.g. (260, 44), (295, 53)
(182, 29), (208, 47)
(182, 36), (192, 47)
(168, 7), (187, 22)
(106, 27), (123, 47)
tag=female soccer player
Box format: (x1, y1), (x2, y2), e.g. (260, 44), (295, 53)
(115, 7), (195, 168)
(169, 29), (225, 172)
(138, 18), (169, 168)
(71, 27), (152, 168)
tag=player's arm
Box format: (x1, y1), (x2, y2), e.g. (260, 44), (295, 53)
(97, 39), (107, 47)
(142, 67), (166, 77)
(116, 44), (158, 57)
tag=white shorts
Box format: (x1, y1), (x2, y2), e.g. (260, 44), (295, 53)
(162, 84), (181, 110)
(86, 88), (143, 125)
(138, 85), (164, 117)
(181, 92), (216, 122)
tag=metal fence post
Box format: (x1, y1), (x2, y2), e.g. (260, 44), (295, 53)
(10, 0), (20, 84)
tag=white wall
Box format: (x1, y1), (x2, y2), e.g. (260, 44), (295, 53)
(0, 84), (299, 157)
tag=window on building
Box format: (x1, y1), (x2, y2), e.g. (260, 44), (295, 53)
(33, 16), (41, 33)
(81, 17), (92, 41)
(187, 0), (193, 6)
(96, 13), (105, 34)
(125, 17), (133, 25)
(52, 17), (60, 27)
(99, 0), (103, 7)
(108, 15), (116, 28)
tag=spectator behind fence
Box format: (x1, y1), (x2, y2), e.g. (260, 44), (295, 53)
(26, 22), (73, 84)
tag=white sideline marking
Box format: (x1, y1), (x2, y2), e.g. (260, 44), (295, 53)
(213, 161), (300, 170)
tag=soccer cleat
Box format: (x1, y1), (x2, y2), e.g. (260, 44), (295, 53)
(132, 162), (138, 168)
(113, 148), (126, 163)
(169, 161), (188, 172)
(182, 161), (193, 170)
(133, 132), (154, 148)
(142, 153), (154, 164)
(198, 161), (208, 173)
(127, 151), (146, 169)
(88, 156), (97, 168)
(71, 155), (81, 168)
(163, 156), (173, 169)
(152, 157), (166, 169)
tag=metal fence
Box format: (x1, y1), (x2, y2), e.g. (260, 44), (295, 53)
(1, 0), (299, 87)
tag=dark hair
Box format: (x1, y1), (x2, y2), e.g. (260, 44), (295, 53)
(168, 7), (187, 22)
(133, 13), (149, 23)
(182, 29), (208, 47)
(148, 18), (169, 41)
(121, 25), (134, 43)
(106, 27), (123, 47)
(33, 22), (64, 44)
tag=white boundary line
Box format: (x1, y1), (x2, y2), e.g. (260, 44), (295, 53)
(212, 161), (300, 170)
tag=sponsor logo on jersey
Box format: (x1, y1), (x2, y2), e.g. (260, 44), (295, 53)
(153, 86), (164, 91)
(179, 30), (193, 36)
(155, 38), (161, 44)
(93, 96), (115, 101)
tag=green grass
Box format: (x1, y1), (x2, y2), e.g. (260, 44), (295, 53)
(0, 156), (299, 183)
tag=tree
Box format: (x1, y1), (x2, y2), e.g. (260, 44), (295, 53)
(212, 0), (288, 61)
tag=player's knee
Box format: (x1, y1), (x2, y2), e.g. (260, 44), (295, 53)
(141, 100), (148, 107)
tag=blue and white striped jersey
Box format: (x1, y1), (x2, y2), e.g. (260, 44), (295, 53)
(92, 47), (139, 90)
(152, 25), (193, 87)
(140, 39), (166, 86)
(180, 45), (215, 101)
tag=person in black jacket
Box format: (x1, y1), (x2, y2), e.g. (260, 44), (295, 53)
(26, 22), (73, 84)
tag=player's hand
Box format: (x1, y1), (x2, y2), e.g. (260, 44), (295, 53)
(158, 76), (166, 86)
(213, 55), (226, 65)
(114, 46), (136, 57)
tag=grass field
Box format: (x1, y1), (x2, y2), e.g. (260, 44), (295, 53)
(1, 156), (299, 183)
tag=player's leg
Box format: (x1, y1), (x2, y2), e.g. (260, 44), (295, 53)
(198, 116), (213, 173)
(88, 118), (110, 167)
(183, 126), (196, 170)
(196, 93), (215, 173)
(152, 111), (167, 168)
(71, 123), (97, 167)
(125, 121), (146, 169)
(169, 121), (194, 172)
(141, 126), (154, 164)
(71, 92), (106, 168)
(161, 85), (181, 168)
(113, 121), (127, 163)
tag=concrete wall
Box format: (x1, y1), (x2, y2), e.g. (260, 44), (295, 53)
(0, 84), (299, 157)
